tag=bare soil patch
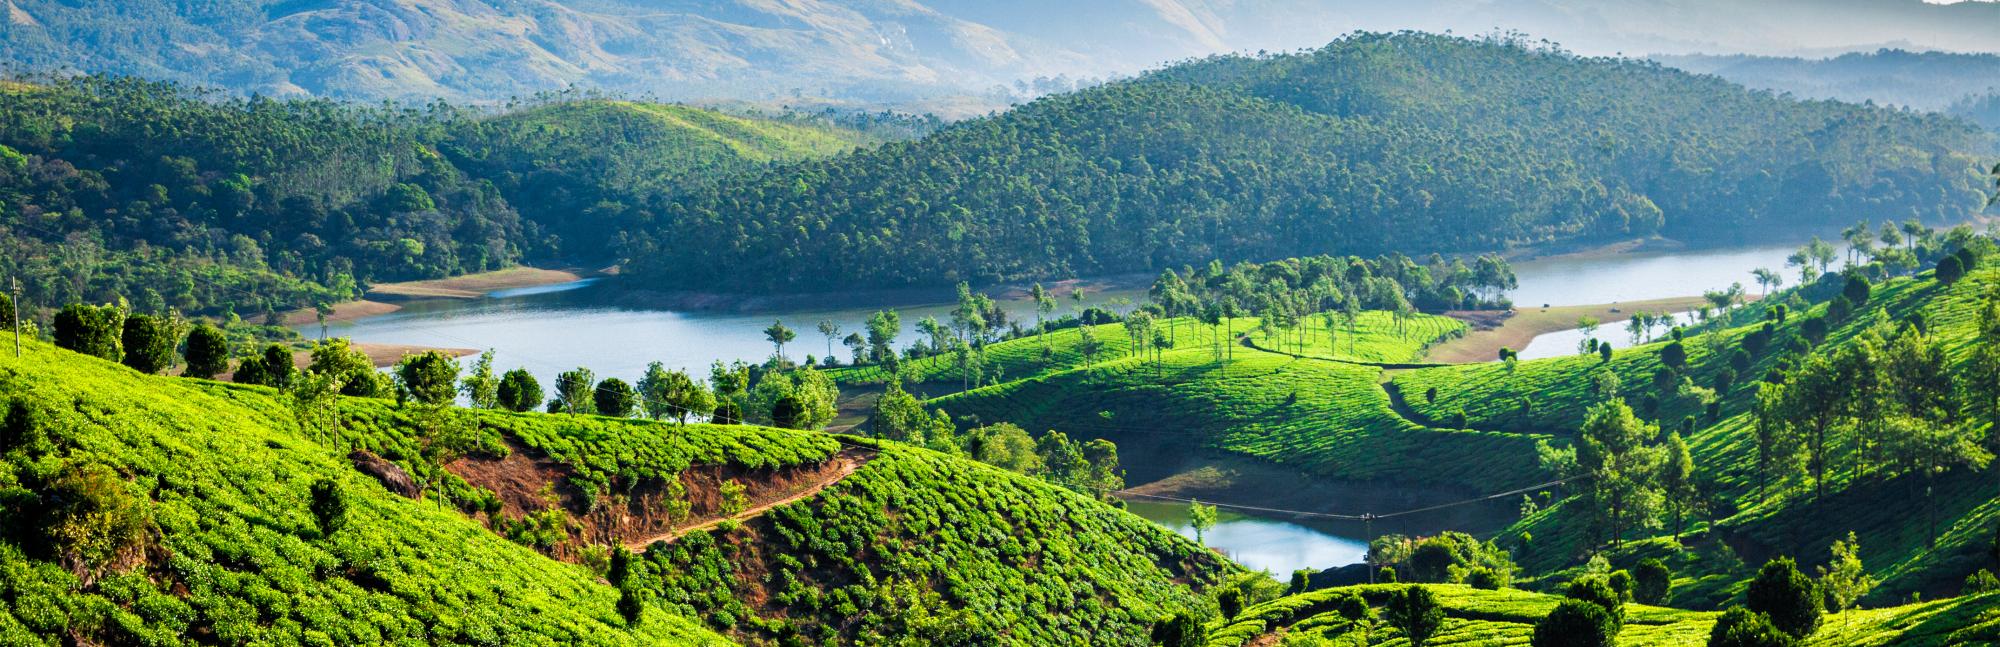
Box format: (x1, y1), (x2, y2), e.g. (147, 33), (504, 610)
(442, 436), (872, 558)
(1423, 295), (1723, 364)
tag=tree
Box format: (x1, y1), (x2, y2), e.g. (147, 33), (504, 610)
(306, 338), (390, 398)
(182, 324), (230, 379)
(1660, 432), (1696, 542)
(594, 378), (637, 417)
(1532, 599), (1616, 647)
(118, 314), (178, 374)
(309, 478), (348, 536)
(770, 395), (805, 429)
(1655, 339), (1686, 369)
(865, 310), (900, 363)
(235, 344), (295, 389)
(54, 303), (123, 360)
(1188, 500), (1217, 545)
(763, 320), (796, 361)
(1936, 254), (1966, 285)
(873, 381), (952, 447)
(1599, 342), (1614, 363)
(395, 350), (461, 407)
(553, 367), (597, 414)
(460, 350), (499, 409)
(1746, 557), (1820, 640)
(638, 363), (713, 423)
(711, 401), (742, 425)
(842, 332), (866, 364)
(1081, 438), (1124, 498)
(1842, 274), (1871, 306)
(1567, 575), (1626, 629)
(1385, 586), (1445, 647)
(816, 320), (841, 363)
(1751, 267), (1783, 296)
(496, 368), (543, 412)
(1633, 558), (1672, 605)
(1577, 400), (1663, 549)
(1817, 532), (1873, 623)
(1708, 607), (1798, 647)
(963, 423), (1042, 474)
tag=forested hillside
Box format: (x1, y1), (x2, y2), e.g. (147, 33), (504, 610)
(622, 33), (1992, 293)
(0, 76), (880, 320)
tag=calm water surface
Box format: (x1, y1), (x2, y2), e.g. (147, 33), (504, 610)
(1508, 243), (1796, 307)
(1122, 501), (1367, 574)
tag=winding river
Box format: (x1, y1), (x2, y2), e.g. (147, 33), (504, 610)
(303, 239), (1803, 573)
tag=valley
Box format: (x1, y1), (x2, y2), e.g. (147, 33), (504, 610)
(5, 14), (2000, 646)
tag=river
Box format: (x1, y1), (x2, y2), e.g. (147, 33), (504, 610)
(303, 239), (1805, 572)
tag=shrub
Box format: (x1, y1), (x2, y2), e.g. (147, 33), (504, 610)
(594, 378), (637, 418)
(396, 350), (462, 406)
(120, 314), (178, 374)
(1469, 567), (1509, 590)
(1842, 274), (1871, 305)
(1288, 568), (1312, 594)
(713, 401), (743, 425)
(41, 462), (152, 583)
(309, 479), (347, 536)
(235, 344), (296, 389)
(1936, 254), (1966, 284)
(1566, 575), (1625, 628)
(182, 324), (230, 379)
(497, 369), (543, 412)
(1708, 607), (1796, 647)
(1149, 613), (1204, 647)
(1633, 558), (1672, 605)
(54, 303), (123, 360)
(1746, 557), (1820, 639)
(1217, 588), (1242, 619)
(1385, 586), (1444, 647)
(1964, 569), (2000, 595)
(1532, 599), (1616, 647)
(1334, 591), (1370, 622)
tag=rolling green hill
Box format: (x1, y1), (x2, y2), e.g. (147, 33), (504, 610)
(622, 32), (1991, 293)
(905, 240), (2000, 622)
(0, 336), (1229, 644)
(1203, 584), (1999, 646)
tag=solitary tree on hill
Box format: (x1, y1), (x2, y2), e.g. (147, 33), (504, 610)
(182, 324), (230, 379)
(1747, 557), (1820, 640)
(1188, 499), (1216, 545)
(497, 368), (542, 412)
(395, 351), (461, 407)
(1385, 586), (1445, 647)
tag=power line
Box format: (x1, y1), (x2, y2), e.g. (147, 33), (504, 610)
(1113, 474), (1586, 523)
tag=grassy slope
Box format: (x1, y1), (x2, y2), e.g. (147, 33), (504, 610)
(0, 339), (725, 645)
(0, 339), (1228, 645)
(924, 330), (1544, 492)
(1204, 584), (1999, 646)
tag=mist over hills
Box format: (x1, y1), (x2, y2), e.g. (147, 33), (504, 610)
(4, 0), (1999, 110)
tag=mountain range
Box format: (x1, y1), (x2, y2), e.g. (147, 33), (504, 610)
(6, 0), (2000, 111)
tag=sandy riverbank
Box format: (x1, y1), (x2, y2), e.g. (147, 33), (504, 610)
(1423, 295), (1723, 364)
(367, 266), (595, 300)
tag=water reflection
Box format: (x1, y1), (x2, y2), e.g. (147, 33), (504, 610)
(1122, 500), (1367, 574)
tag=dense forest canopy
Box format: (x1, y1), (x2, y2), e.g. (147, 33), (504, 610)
(0, 76), (894, 319)
(621, 32), (1993, 293)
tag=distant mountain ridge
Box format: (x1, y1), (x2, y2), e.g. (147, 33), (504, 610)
(5, 0), (2000, 111)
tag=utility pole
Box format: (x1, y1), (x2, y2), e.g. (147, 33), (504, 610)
(10, 278), (18, 358)
(1363, 513), (1375, 583)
